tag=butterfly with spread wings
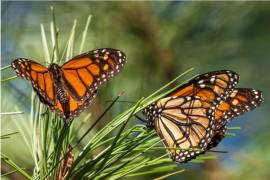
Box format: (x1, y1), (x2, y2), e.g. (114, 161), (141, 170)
(142, 70), (263, 163)
(12, 48), (126, 123)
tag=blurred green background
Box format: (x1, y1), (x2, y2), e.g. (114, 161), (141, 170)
(1, 1), (270, 179)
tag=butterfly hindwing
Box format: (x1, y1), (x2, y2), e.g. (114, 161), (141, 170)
(144, 96), (215, 163)
(52, 92), (97, 123)
(61, 48), (126, 101)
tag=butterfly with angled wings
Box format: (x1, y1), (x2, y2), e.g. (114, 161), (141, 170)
(142, 70), (264, 163)
(12, 48), (126, 123)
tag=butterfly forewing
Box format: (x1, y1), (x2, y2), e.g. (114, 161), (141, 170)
(168, 70), (240, 131)
(170, 70), (239, 104)
(61, 48), (126, 101)
(11, 59), (56, 105)
(145, 96), (215, 163)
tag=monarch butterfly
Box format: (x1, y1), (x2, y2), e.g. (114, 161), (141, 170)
(143, 70), (263, 163)
(12, 48), (126, 123)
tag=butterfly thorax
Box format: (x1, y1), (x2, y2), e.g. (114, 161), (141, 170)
(142, 103), (162, 127)
(49, 63), (62, 81)
(48, 63), (69, 104)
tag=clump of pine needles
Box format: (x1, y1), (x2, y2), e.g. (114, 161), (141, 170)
(1, 6), (239, 180)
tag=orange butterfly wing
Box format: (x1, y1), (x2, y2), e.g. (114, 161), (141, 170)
(11, 59), (56, 105)
(215, 88), (264, 128)
(52, 92), (97, 121)
(168, 70), (241, 121)
(61, 48), (126, 101)
(169, 70), (239, 104)
(207, 88), (264, 149)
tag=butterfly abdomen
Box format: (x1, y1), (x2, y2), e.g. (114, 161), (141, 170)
(48, 64), (67, 102)
(56, 87), (68, 103)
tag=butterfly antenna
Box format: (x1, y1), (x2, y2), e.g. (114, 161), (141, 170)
(42, 92), (124, 180)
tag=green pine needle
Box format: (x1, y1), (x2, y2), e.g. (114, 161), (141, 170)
(1, 76), (17, 83)
(1, 153), (33, 180)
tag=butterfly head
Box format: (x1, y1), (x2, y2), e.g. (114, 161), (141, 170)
(142, 102), (162, 127)
(48, 63), (62, 81)
(49, 63), (61, 72)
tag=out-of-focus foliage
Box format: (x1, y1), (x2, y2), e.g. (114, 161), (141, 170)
(1, 1), (270, 179)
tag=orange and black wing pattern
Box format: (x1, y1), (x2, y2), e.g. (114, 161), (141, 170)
(61, 48), (126, 101)
(208, 88), (263, 150)
(11, 59), (56, 105)
(169, 70), (239, 105)
(143, 96), (215, 163)
(51, 92), (97, 122)
(214, 88), (264, 129)
(168, 70), (239, 133)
